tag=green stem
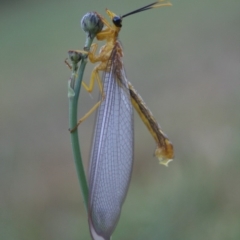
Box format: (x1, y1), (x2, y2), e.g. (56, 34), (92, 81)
(68, 35), (95, 210)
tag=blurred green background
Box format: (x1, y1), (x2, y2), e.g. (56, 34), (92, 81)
(1, 0), (240, 239)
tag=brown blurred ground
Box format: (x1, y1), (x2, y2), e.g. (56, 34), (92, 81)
(0, 0), (240, 239)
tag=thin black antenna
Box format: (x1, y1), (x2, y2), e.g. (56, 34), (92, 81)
(122, 1), (171, 18)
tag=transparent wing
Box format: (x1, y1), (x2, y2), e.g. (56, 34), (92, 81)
(88, 45), (134, 239)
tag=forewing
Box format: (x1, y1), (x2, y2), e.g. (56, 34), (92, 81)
(88, 45), (134, 239)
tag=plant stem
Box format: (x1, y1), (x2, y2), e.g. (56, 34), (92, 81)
(68, 35), (95, 210)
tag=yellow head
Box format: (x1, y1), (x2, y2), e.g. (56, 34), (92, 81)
(106, 9), (122, 27)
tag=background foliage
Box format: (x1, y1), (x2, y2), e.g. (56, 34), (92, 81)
(1, 0), (240, 239)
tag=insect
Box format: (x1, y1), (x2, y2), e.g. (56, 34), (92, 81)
(68, 1), (173, 239)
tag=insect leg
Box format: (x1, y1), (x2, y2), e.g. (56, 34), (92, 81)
(70, 62), (107, 132)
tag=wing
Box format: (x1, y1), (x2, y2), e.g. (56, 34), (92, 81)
(88, 43), (134, 240)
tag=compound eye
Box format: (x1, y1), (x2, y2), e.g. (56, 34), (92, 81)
(112, 16), (122, 27)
